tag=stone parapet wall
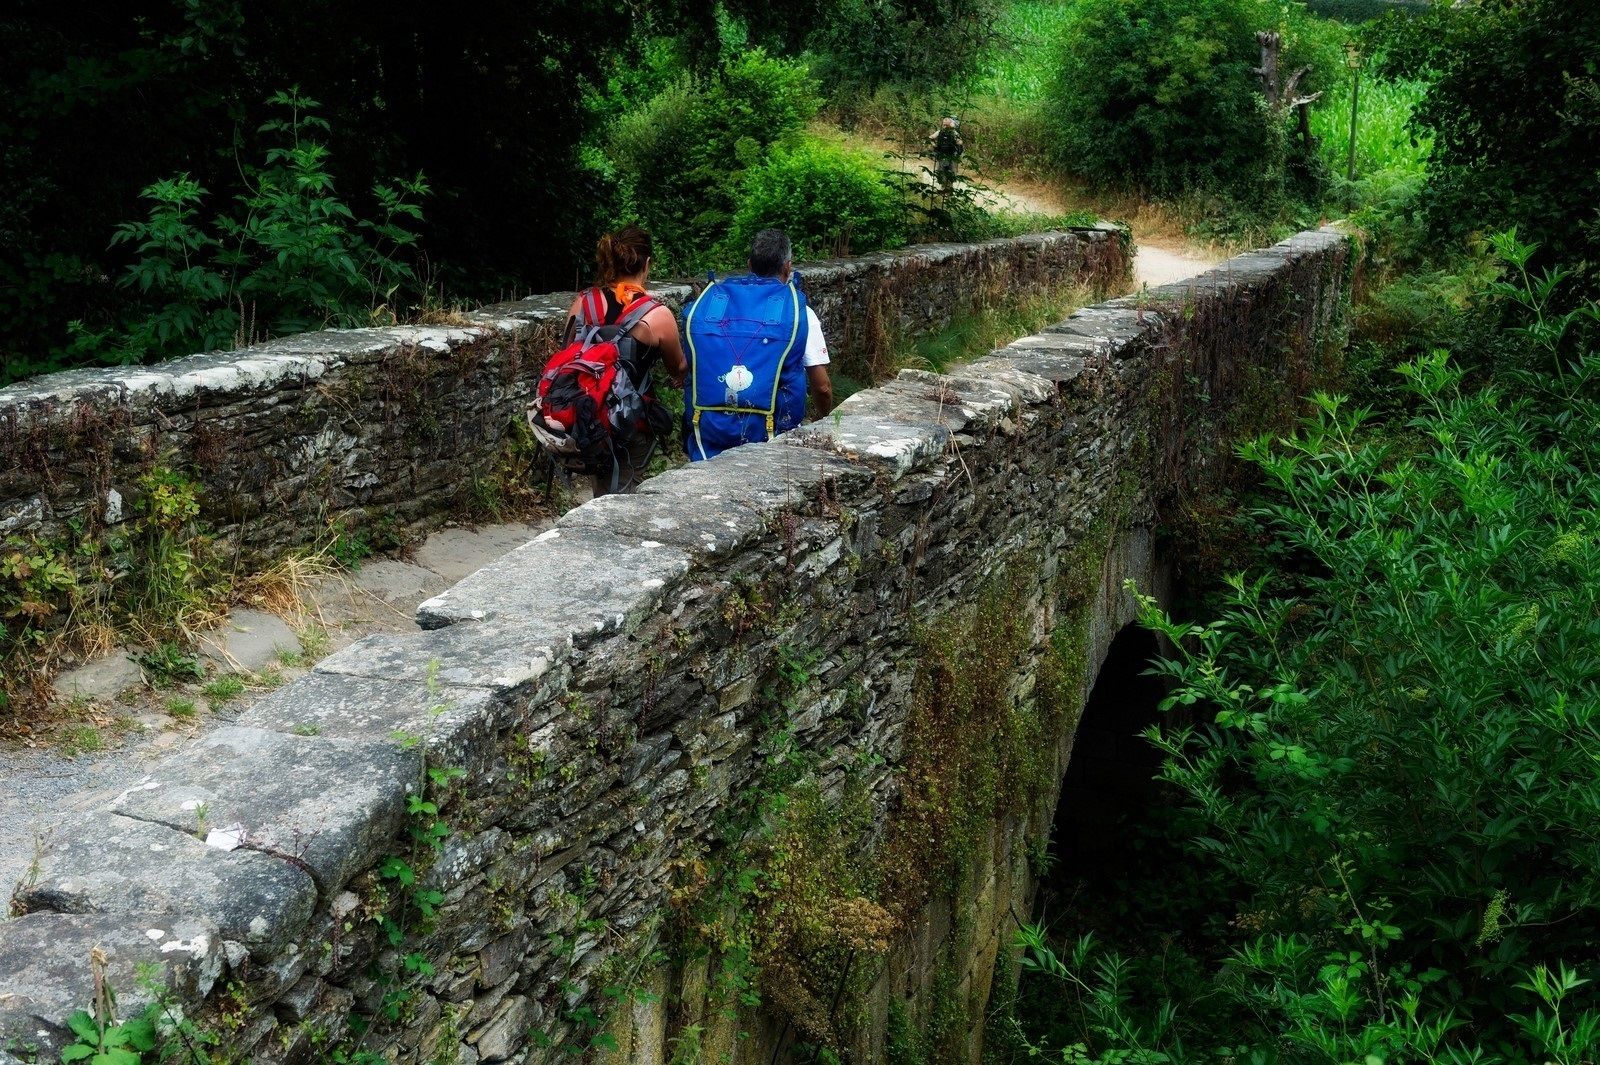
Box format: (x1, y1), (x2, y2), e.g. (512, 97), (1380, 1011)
(0, 228), (1348, 1065)
(0, 229), (1127, 563)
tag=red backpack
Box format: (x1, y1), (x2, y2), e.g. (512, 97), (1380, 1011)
(526, 288), (661, 481)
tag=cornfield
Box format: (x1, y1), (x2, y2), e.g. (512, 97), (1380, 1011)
(968, 0), (1075, 103)
(1310, 75), (1432, 180)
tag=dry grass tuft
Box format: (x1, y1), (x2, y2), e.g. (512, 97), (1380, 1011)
(238, 549), (344, 625)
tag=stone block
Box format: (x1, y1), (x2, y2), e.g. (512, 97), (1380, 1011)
(415, 526), (691, 634)
(469, 994), (539, 1063)
(109, 725), (417, 892)
(786, 413), (950, 480)
(238, 672), (502, 769)
(350, 559), (450, 606)
(316, 614), (568, 697)
(411, 522), (546, 584)
(50, 650), (144, 703)
(17, 813), (316, 953)
(0, 911), (222, 1056)
(198, 608), (301, 673)
(478, 921), (534, 989)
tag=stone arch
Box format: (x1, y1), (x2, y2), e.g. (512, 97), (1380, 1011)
(1046, 623), (1170, 904)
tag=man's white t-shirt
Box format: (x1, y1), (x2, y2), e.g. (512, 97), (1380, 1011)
(803, 308), (830, 368)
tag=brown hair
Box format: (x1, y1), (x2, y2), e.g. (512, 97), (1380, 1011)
(595, 225), (653, 285)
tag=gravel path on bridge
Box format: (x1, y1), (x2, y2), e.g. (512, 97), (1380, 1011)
(0, 519), (552, 895)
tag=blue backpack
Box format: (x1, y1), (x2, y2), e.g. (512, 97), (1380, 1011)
(683, 273), (810, 462)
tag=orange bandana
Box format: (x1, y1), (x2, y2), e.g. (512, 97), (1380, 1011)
(612, 281), (648, 306)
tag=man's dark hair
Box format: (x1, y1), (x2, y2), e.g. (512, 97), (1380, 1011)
(749, 229), (793, 277)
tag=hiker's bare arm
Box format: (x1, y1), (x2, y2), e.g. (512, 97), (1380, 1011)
(639, 305), (688, 387)
(807, 365), (834, 418)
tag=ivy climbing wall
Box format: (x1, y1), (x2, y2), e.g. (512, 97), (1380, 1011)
(0, 229), (1128, 564)
(0, 228), (1349, 1065)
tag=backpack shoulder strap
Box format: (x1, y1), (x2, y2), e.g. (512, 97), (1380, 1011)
(615, 294), (661, 336)
(575, 287), (605, 330)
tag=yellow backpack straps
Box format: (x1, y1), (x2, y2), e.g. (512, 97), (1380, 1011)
(764, 278), (802, 436)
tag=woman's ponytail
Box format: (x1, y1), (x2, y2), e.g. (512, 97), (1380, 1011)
(595, 225), (653, 285)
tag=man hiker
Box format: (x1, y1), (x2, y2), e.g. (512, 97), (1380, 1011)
(929, 116), (963, 191)
(682, 228), (834, 462)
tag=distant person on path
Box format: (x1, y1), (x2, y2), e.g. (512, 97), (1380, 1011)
(682, 228), (834, 462)
(528, 225), (686, 495)
(929, 116), (963, 190)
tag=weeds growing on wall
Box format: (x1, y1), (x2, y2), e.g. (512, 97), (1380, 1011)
(0, 466), (221, 719)
(668, 558), (1090, 1057)
(891, 280), (1097, 380)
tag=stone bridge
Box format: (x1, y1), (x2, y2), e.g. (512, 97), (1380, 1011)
(0, 227), (1350, 1064)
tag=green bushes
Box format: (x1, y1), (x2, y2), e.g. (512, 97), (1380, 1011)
(608, 49), (821, 273)
(726, 139), (903, 261)
(1042, 0), (1277, 197)
(1, 466), (219, 717)
(1405, 0), (1600, 280)
(12, 89), (428, 378)
(799, 0), (1002, 94)
(999, 244), (1600, 1062)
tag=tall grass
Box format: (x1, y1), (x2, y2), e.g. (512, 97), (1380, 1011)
(1310, 75), (1431, 181)
(967, 1), (1075, 103)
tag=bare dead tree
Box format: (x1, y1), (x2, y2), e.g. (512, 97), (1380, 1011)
(1256, 30), (1324, 156)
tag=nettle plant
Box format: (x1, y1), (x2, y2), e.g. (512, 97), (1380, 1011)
(83, 87), (427, 365)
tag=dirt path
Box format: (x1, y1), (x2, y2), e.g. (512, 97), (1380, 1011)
(1133, 244), (1222, 287)
(838, 129), (1222, 288)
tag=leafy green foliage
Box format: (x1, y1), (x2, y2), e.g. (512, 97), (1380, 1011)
(965, 0), (1076, 104)
(1004, 245), (1600, 1062)
(1405, 0), (1600, 280)
(60, 1008), (156, 1065)
(62, 89), (428, 370)
(608, 49), (820, 273)
(106, 176), (236, 361)
(1, 465), (218, 717)
(726, 138), (904, 262)
(804, 0), (1001, 94)
(0, 0), (654, 376)
(1042, 0), (1278, 197)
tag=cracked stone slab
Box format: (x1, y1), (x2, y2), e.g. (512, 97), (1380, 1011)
(560, 443), (867, 559)
(945, 360), (1059, 405)
(415, 526), (692, 632)
(836, 375), (1014, 439)
(0, 911), (223, 1057)
(108, 726), (418, 893)
(17, 813), (316, 954)
(316, 613), (570, 698)
(239, 672), (501, 760)
(960, 348), (1088, 385)
(784, 414), (951, 480)
(1043, 306), (1153, 348)
(198, 608), (301, 673)
(878, 371), (1021, 431)
(1007, 330), (1118, 356)
(351, 558), (451, 606)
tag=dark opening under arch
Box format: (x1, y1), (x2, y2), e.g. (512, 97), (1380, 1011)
(1036, 623), (1173, 928)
